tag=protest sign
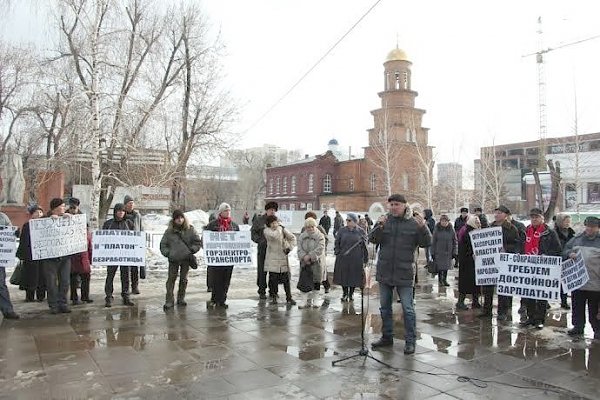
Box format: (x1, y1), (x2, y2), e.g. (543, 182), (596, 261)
(202, 230), (252, 266)
(0, 226), (17, 268)
(29, 214), (88, 260)
(496, 253), (561, 301)
(277, 211), (293, 227)
(469, 226), (503, 285)
(92, 230), (146, 266)
(561, 252), (589, 293)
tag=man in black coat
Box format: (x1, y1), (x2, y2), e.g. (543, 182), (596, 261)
(251, 202), (278, 300)
(454, 207), (469, 232)
(319, 211), (332, 235)
(474, 207), (488, 228)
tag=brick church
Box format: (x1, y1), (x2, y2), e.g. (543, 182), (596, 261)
(265, 46), (433, 212)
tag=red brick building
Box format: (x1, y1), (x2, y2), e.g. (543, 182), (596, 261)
(265, 47), (433, 211)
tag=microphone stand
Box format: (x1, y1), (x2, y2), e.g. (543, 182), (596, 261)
(332, 234), (393, 369)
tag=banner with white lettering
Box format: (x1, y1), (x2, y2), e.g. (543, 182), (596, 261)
(561, 252), (589, 293)
(469, 226), (503, 285)
(277, 211), (293, 227)
(202, 231), (253, 266)
(29, 214), (88, 260)
(0, 226), (17, 268)
(91, 230), (146, 266)
(495, 253), (561, 301)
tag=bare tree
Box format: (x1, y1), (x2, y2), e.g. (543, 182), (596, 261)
(476, 140), (509, 210)
(367, 102), (398, 197)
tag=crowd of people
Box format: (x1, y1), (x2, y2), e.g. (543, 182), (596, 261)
(1, 193), (599, 351)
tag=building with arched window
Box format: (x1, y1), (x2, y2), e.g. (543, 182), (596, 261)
(265, 46), (433, 211)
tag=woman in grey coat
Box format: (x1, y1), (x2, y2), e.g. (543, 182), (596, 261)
(333, 213), (368, 302)
(297, 217), (325, 308)
(431, 214), (458, 287)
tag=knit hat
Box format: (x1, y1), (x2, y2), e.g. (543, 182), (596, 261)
(218, 202), (231, 213)
(124, 195), (134, 205)
(113, 203), (125, 212)
(69, 197), (80, 206)
(346, 212), (358, 223)
(460, 207), (469, 213)
(529, 208), (543, 217)
(494, 205), (511, 214)
(388, 194), (407, 203)
(49, 198), (64, 211)
(304, 217), (317, 228)
(584, 216), (600, 227)
(27, 204), (43, 215)
(172, 209), (185, 219)
(265, 201), (278, 211)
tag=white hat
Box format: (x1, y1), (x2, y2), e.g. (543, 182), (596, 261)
(218, 202), (231, 213)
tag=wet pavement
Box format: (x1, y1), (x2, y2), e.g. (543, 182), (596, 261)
(1, 263), (599, 399)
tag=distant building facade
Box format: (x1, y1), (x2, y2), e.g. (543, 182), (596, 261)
(265, 47), (433, 212)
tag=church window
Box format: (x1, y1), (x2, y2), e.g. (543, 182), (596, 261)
(283, 177), (288, 194)
(276, 177), (280, 194)
(308, 174), (314, 193)
(349, 178), (354, 192)
(269, 179), (274, 195)
(370, 173), (376, 191)
(291, 176), (296, 193)
(403, 71), (408, 89)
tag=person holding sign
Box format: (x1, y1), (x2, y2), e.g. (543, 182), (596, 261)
(564, 216), (600, 339)
(160, 209), (201, 310)
(479, 205), (523, 321)
(0, 212), (19, 320)
(554, 213), (576, 309)
(204, 203), (240, 308)
(264, 215), (297, 305)
(520, 208), (562, 330)
(370, 194), (431, 355)
(456, 215), (482, 310)
(102, 203), (135, 308)
(43, 198), (73, 314)
(16, 205), (46, 303)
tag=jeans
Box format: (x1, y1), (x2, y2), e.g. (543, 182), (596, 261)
(0, 268), (15, 314)
(379, 283), (416, 344)
(43, 257), (71, 310)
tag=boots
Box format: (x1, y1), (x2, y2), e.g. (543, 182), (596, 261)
(371, 336), (393, 349)
(322, 280), (330, 293)
(455, 293), (468, 310)
(25, 290), (35, 302)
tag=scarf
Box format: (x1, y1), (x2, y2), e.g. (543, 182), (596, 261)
(525, 224), (545, 255)
(217, 215), (232, 231)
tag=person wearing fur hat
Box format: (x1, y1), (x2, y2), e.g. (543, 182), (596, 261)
(303, 211), (330, 293)
(370, 194), (431, 355)
(102, 203), (135, 307)
(123, 195), (144, 295)
(264, 214), (297, 305)
(479, 205), (523, 320)
(203, 202), (240, 308)
(16, 205), (46, 303)
(333, 212), (368, 303)
(456, 215), (482, 310)
(160, 209), (201, 310)
(431, 214), (458, 287)
(251, 201), (279, 299)
(41, 198), (73, 314)
(297, 217), (326, 308)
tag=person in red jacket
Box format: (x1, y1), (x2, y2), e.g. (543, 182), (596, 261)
(70, 230), (93, 304)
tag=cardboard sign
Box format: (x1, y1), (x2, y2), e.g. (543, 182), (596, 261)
(496, 253), (561, 301)
(469, 226), (503, 285)
(0, 226), (17, 268)
(29, 214), (88, 260)
(92, 230), (146, 266)
(202, 231), (252, 266)
(561, 252), (590, 293)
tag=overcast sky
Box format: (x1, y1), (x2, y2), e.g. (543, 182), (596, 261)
(3, 0), (600, 176)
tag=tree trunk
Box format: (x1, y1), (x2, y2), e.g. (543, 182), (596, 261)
(544, 160), (561, 222)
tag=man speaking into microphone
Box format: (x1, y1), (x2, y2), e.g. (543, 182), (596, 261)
(369, 194), (431, 355)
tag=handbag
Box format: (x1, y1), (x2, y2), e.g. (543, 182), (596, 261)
(178, 233), (198, 270)
(297, 262), (314, 293)
(10, 261), (23, 286)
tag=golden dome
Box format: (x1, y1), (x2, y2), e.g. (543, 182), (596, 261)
(386, 47), (409, 62)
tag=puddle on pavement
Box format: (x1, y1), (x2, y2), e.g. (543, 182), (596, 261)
(276, 345), (339, 361)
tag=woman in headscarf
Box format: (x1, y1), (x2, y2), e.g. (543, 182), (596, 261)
(302, 211), (330, 293)
(264, 215), (297, 305)
(203, 203), (239, 308)
(333, 212), (368, 302)
(297, 217), (325, 308)
(456, 215), (482, 310)
(431, 214), (458, 287)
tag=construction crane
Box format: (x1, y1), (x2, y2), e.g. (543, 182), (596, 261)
(522, 17), (600, 164)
